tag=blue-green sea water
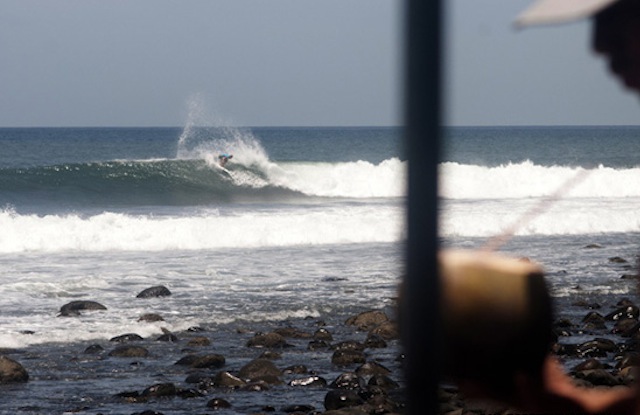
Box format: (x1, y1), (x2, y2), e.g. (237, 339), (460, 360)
(0, 123), (639, 413)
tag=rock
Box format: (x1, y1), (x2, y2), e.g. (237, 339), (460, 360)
(246, 332), (292, 348)
(364, 333), (387, 349)
(314, 328), (333, 341)
(345, 310), (389, 331)
(238, 358), (282, 382)
(606, 305), (640, 321)
(609, 256), (628, 264)
(138, 313), (164, 322)
(58, 300), (107, 317)
(332, 340), (365, 352)
(136, 285), (172, 298)
(368, 374), (399, 389)
(324, 389), (364, 411)
(83, 344), (104, 354)
(184, 372), (213, 385)
(110, 333), (144, 342)
(0, 356), (28, 383)
(283, 364), (308, 375)
(282, 404), (315, 413)
(207, 398), (232, 409)
(613, 318), (639, 335)
(259, 350), (282, 360)
(156, 329), (178, 342)
(329, 372), (365, 390)
(141, 382), (177, 398)
(240, 381), (271, 391)
(369, 321), (399, 340)
(355, 362), (391, 377)
(575, 369), (622, 386)
(308, 340), (331, 350)
(108, 345), (149, 358)
(577, 338), (618, 358)
(186, 336), (210, 347)
(583, 244), (602, 249)
(213, 371), (246, 388)
(175, 353), (225, 369)
(573, 358), (604, 372)
(332, 349), (366, 367)
(274, 327), (312, 339)
(289, 376), (327, 387)
(616, 353), (640, 369)
(582, 311), (606, 329)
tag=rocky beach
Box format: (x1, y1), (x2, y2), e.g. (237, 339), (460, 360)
(0, 286), (405, 415)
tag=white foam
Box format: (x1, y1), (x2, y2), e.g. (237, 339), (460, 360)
(0, 205), (404, 254)
(440, 161), (640, 199)
(266, 158), (406, 198)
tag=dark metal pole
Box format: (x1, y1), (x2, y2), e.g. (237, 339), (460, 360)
(402, 0), (442, 413)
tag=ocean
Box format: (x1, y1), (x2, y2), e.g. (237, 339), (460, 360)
(0, 123), (639, 413)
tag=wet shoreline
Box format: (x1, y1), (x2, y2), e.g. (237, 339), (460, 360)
(0, 307), (405, 415)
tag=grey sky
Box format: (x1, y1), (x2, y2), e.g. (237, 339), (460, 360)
(0, 0), (637, 127)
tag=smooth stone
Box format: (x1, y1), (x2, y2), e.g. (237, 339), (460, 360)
(83, 344), (104, 354)
(274, 327), (312, 339)
(0, 355), (29, 383)
(355, 361), (391, 376)
(108, 346), (149, 358)
(345, 310), (389, 331)
(175, 353), (225, 369)
(575, 369), (622, 386)
(136, 285), (172, 298)
(110, 333), (144, 342)
(59, 300), (107, 317)
(283, 364), (308, 375)
(186, 336), (210, 347)
(246, 332), (292, 348)
(282, 404), (315, 413)
(238, 358), (282, 382)
(207, 398), (232, 409)
(289, 376), (327, 387)
(324, 390), (364, 411)
(138, 313), (164, 322)
(314, 328), (333, 341)
(329, 372), (365, 390)
(368, 321), (399, 340)
(214, 371), (246, 388)
(367, 374), (399, 389)
(332, 349), (366, 367)
(141, 382), (177, 398)
(364, 333), (387, 348)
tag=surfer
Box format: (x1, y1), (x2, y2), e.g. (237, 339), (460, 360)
(218, 153), (233, 168)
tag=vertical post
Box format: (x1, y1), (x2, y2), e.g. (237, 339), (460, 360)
(402, 0), (441, 413)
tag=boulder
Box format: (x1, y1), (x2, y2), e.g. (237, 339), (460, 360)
(59, 300), (107, 317)
(324, 389), (364, 411)
(110, 333), (144, 342)
(289, 376), (327, 387)
(207, 398), (232, 409)
(246, 332), (292, 348)
(136, 285), (172, 298)
(186, 336), (210, 347)
(329, 372), (365, 390)
(369, 321), (399, 340)
(345, 310), (389, 331)
(332, 350), (366, 367)
(213, 371), (246, 388)
(175, 353), (225, 369)
(0, 356), (28, 383)
(108, 345), (149, 358)
(238, 358), (282, 382)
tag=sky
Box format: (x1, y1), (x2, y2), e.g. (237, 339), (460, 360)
(0, 0), (638, 127)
